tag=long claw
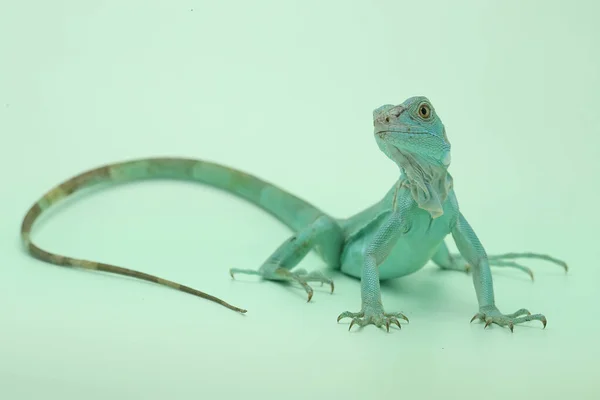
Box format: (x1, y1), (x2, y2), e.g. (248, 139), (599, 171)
(349, 319), (357, 331)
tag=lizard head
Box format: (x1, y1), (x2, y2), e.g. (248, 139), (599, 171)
(373, 96), (451, 169)
(373, 96), (453, 218)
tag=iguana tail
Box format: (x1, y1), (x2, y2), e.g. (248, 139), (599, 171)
(21, 157), (325, 313)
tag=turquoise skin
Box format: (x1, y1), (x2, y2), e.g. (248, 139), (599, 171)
(22, 96), (566, 330)
(232, 96), (562, 331)
(339, 183), (459, 280)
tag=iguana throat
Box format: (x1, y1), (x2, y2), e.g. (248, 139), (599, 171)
(390, 145), (453, 219)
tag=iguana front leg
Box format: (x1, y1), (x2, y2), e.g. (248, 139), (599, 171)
(337, 191), (410, 332)
(432, 241), (568, 280)
(230, 215), (344, 301)
(452, 213), (547, 331)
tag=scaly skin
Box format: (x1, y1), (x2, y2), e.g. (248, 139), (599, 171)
(21, 96), (567, 332)
(21, 158), (326, 313)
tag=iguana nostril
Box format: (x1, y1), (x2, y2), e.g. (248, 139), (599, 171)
(385, 117), (390, 123)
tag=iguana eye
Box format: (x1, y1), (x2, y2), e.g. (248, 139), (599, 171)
(418, 103), (431, 119)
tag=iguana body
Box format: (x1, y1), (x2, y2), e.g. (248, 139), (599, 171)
(21, 96), (567, 331)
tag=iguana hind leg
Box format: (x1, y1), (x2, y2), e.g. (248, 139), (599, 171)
(229, 215), (344, 301)
(432, 241), (568, 280)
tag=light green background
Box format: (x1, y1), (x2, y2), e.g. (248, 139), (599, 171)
(1, 1), (598, 399)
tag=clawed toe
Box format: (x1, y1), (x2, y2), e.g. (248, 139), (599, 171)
(506, 308), (531, 318)
(230, 266), (334, 302)
(470, 306), (547, 331)
(291, 271), (334, 302)
(299, 271), (335, 294)
(488, 252), (568, 272)
(387, 311), (409, 323)
(452, 252), (568, 280)
(513, 313), (547, 328)
(385, 317), (402, 331)
(337, 311), (363, 322)
(337, 309), (408, 332)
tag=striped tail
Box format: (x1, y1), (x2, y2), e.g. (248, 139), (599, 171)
(21, 157), (326, 313)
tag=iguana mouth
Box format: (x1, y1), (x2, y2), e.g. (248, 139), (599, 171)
(375, 127), (428, 137)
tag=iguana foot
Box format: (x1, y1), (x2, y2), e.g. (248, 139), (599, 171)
(229, 267), (334, 302)
(470, 305), (546, 332)
(450, 252), (567, 280)
(337, 308), (409, 332)
(286, 269), (335, 302)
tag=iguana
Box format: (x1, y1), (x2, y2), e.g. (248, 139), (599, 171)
(21, 96), (567, 331)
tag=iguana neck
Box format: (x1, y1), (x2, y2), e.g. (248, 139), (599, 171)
(394, 149), (453, 219)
